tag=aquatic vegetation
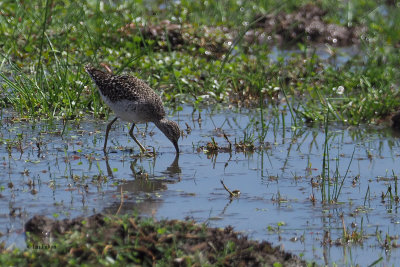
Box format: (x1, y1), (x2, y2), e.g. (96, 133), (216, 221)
(319, 111), (355, 203)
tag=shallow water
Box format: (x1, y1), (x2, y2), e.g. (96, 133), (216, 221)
(269, 44), (358, 67)
(1, 105), (400, 266)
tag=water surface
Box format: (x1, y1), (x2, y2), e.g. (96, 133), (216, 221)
(1, 105), (399, 266)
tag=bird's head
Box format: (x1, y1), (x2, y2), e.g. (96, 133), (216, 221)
(155, 119), (180, 154)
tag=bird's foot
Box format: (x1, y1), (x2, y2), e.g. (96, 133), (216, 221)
(139, 147), (156, 158)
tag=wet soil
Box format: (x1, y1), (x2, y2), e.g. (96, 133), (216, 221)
(119, 4), (364, 58)
(24, 214), (310, 266)
(251, 4), (365, 46)
(391, 110), (400, 130)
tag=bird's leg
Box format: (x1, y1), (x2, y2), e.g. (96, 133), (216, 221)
(129, 123), (146, 153)
(104, 117), (118, 152)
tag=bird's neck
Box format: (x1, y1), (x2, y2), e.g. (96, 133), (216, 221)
(154, 118), (170, 132)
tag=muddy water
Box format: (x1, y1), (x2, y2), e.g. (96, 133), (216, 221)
(1, 105), (399, 266)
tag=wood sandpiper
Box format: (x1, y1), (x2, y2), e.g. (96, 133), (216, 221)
(85, 65), (180, 154)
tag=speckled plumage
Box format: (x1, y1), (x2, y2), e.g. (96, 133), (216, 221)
(85, 64), (180, 154)
(85, 66), (165, 122)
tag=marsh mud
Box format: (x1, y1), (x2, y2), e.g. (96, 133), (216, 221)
(119, 4), (365, 58)
(1, 105), (400, 266)
(25, 213), (307, 266)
